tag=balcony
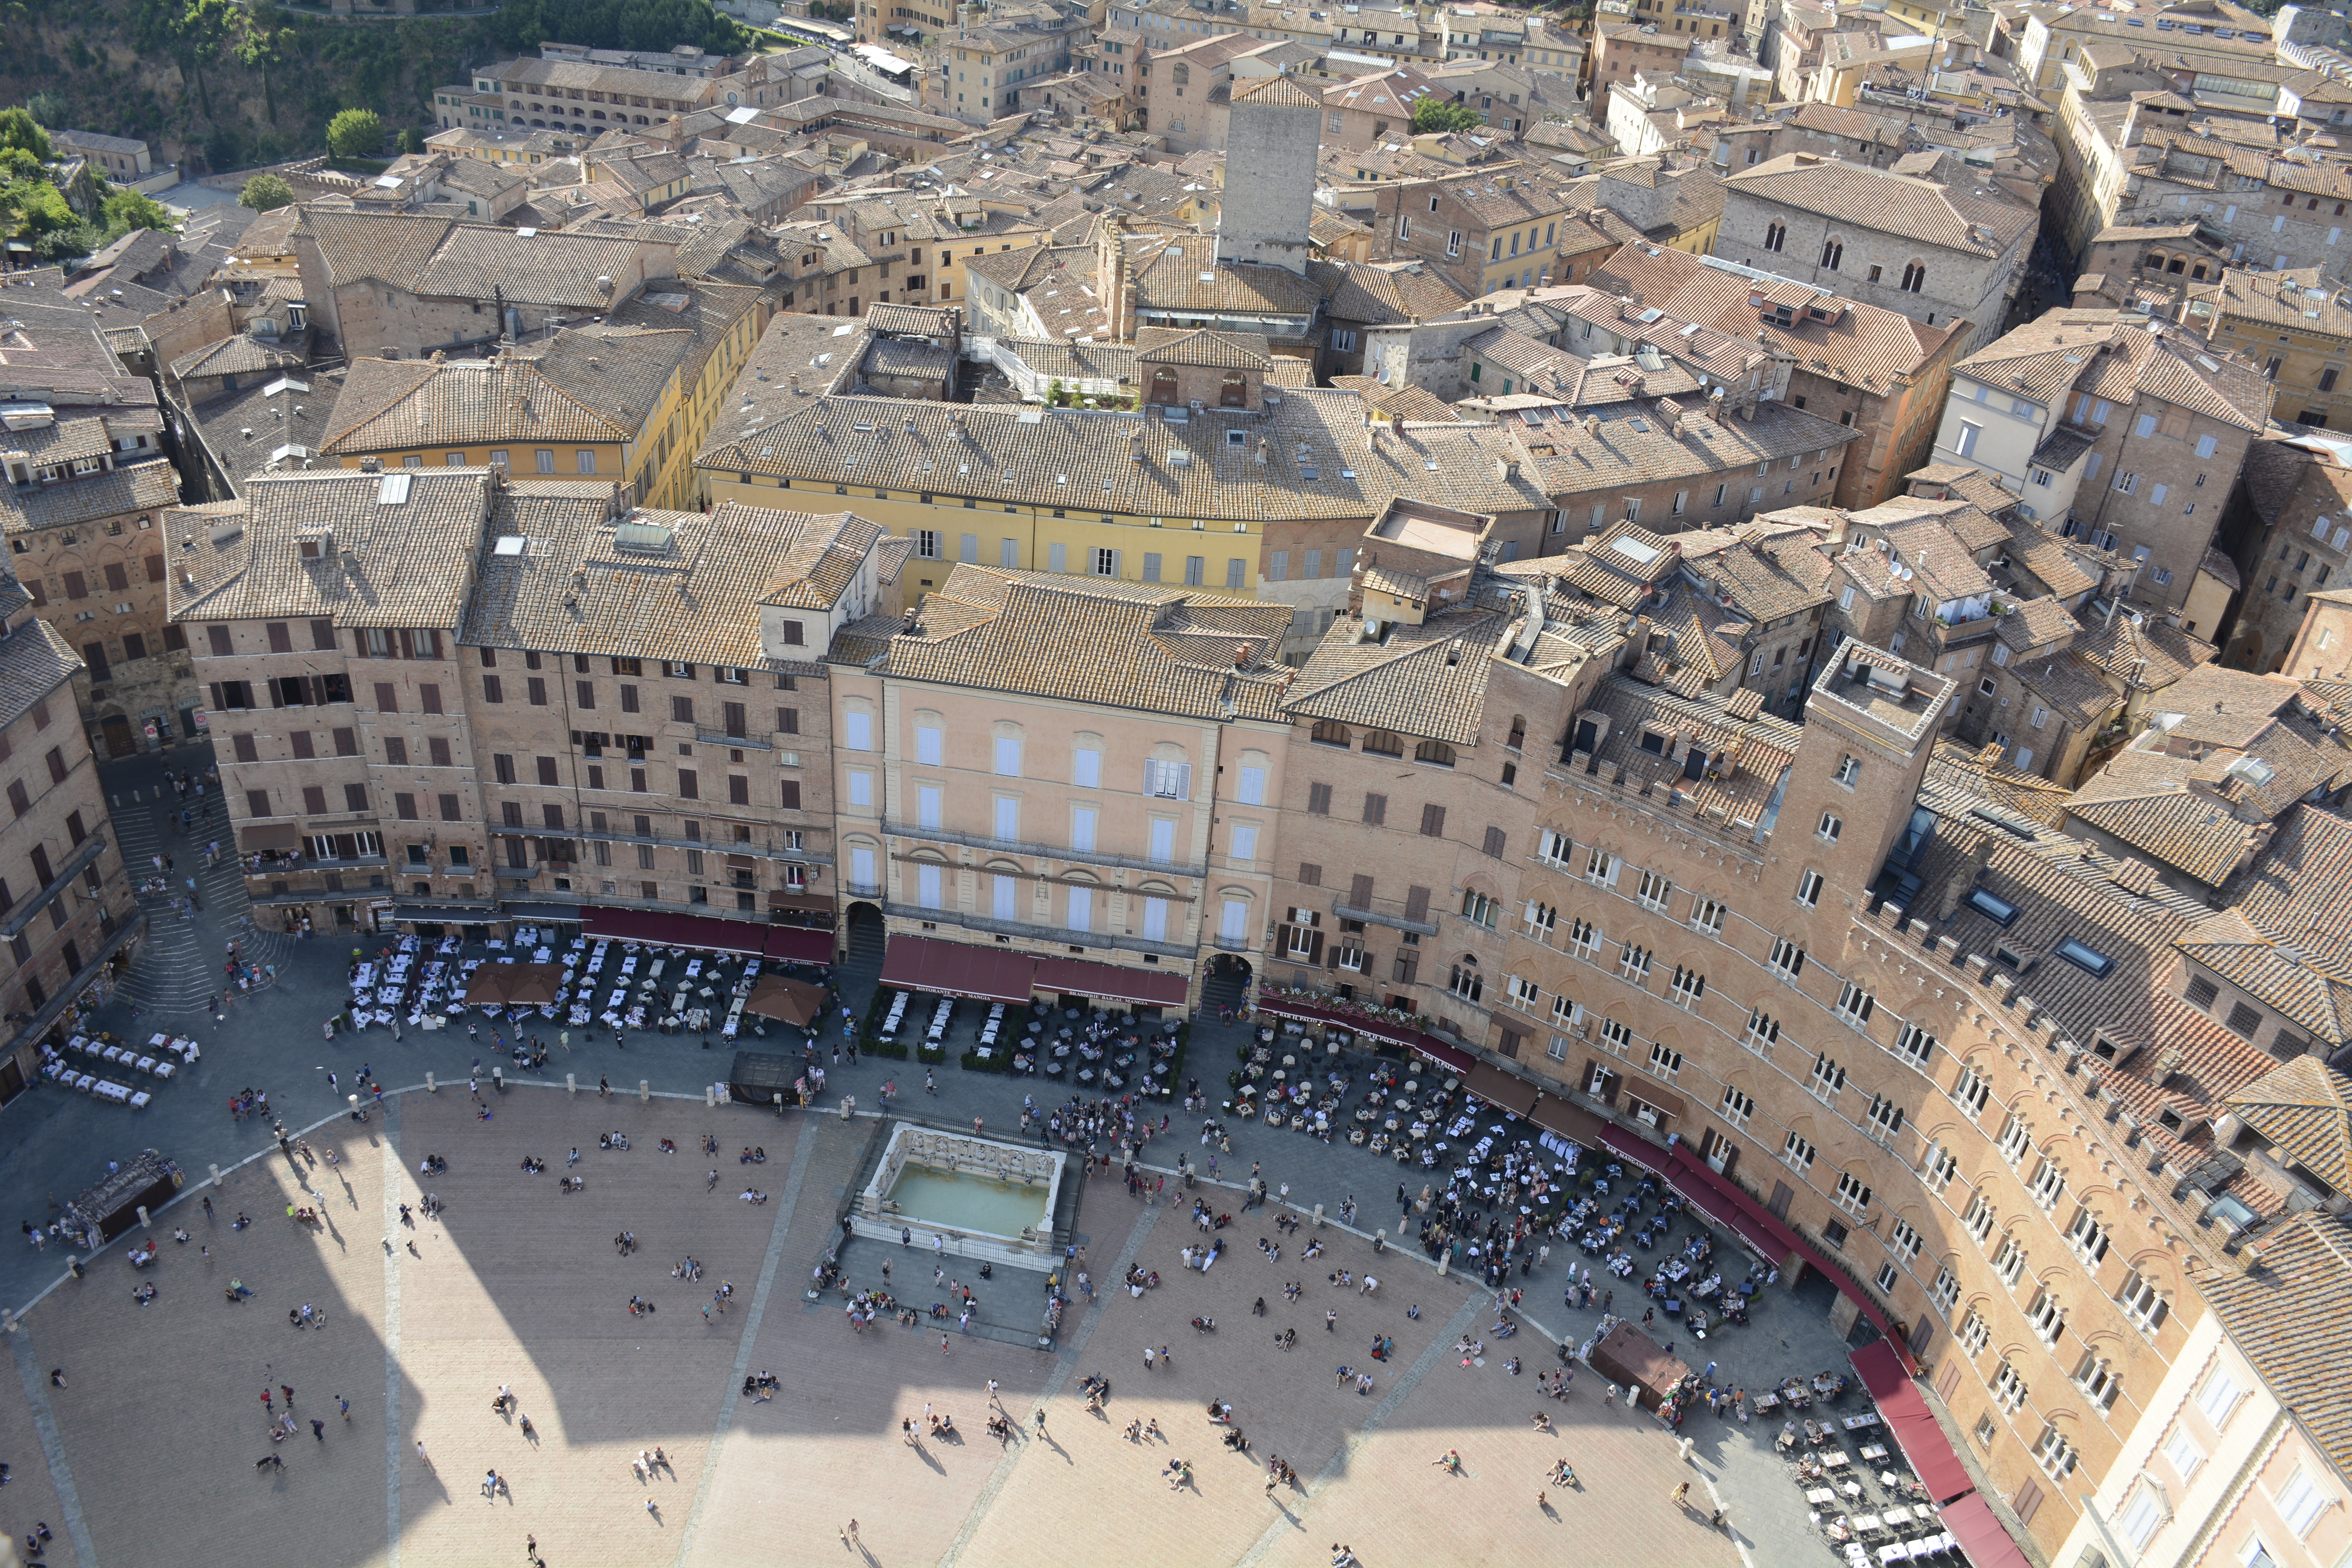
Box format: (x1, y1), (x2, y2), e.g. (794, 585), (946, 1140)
(884, 901), (1198, 961)
(844, 881), (884, 898)
(695, 730), (773, 752)
(1211, 934), (1254, 952)
(884, 820), (1207, 879)
(1332, 899), (1437, 937)
(499, 822), (831, 866)
(0, 833), (109, 940)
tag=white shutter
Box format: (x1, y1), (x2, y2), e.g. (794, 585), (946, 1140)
(1237, 765), (1267, 805)
(1148, 818), (1175, 864)
(918, 785), (942, 830)
(844, 710), (873, 751)
(917, 862), (943, 909)
(850, 846), (875, 889)
(1142, 897), (1170, 941)
(1220, 898), (1250, 941)
(1111, 549), (1124, 578)
(916, 725), (942, 765)
(1067, 885), (1093, 931)
(1071, 805), (1097, 852)
(992, 874), (1018, 920)
(1073, 748), (1101, 787)
(993, 736), (1021, 777)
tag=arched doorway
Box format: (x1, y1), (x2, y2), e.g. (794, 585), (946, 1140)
(1202, 951), (1251, 1016)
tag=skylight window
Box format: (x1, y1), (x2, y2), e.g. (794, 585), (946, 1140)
(1967, 888), (2019, 927)
(2056, 938), (2114, 977)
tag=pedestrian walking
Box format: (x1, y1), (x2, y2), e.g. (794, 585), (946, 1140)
(417, 1441), (432, 1466)
(339, 1395), (350, 1421)
(1144, 1345), (1156, 1372)
(841, 1520), (859, 1545)
(311, 1419), (325, 1442)
(940, 1335), (951, 1357)
(1669, 1481), (1690, 1509)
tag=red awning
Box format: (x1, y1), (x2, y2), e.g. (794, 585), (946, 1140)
(1599, 1121), (1670, 1172)
(1669, 1144), (1805, 1262)
(1940, 1494), (2033, 1568)
(1033, 955), (1187, 1008)
(1465, 1061), (1539, 1116)
(1528, 1094), (1608, 1148)
(763, 926), (835, 965)
(878, 935), (1037, 1004)
(1254, 995), (1474, 1071)
(1849, 1342), (1977, 1504)
(584, 907), (771, 956)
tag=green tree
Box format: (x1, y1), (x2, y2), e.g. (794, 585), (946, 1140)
(0, 107), (53, 163)
(326, 107), (383, 158)
(59, 159), (109, 220)
(235, 2), (298, 124)
(172, 0), (240, 121)
(1410, 97), (1484, 135)
(397, 128), (422, 154)
(99, 187), (174, 239)
(239, 172), (293, 210)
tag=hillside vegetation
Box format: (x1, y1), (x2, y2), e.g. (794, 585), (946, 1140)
(0, 0), (746, 175)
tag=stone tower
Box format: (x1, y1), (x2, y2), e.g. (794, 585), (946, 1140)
(1217, 74), (1324, 275)
(1773, 641), (1952, 946)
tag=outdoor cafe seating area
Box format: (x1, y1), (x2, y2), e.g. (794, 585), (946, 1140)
(1785, 1397), (1966, 1565)
(33, 1029), (191, 1109)
(340, 926), (833, 1063)
(874, 991), (1182, 1089)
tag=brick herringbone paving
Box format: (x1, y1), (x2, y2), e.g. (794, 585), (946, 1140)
(0, 1098), (1744, 1568)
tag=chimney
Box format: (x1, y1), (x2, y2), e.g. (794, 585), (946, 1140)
(1826, 509), (1851, 548)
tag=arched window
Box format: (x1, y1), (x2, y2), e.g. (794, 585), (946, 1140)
(1764, 222), (1786, 253)
(1413, 738), (1456, 767)
(1448, 955), (1483, 1002)
(1506, 714), (1526, 750)
(1220, 370), (1247, 408)
(1361, 728), (1404, 757)
(1310, 718), (1353, 748)
(1171, 62), (1190, 85)
(1820, 238), (1843, 271)
(2143, 249), (2166, 271)
(1900, 260), (1926, 293)
(1149, 366), (1178, 405)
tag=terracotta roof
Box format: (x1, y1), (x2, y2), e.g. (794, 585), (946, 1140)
(1589, 243), (1960, 394)
(462, 494), (884, 669)
(1955, 310), (2273, 432)
(2183, 911), (2352, 1052)
(169, 335), (307, 383)
(166, 468), (496, 628)
(2199, 1209), (2352, 1481)
(322, 347), (654, 454)
(1722, 152), (2036, 255)
(2074, 609), (2216, 694)
(878, 565), (1295, 721)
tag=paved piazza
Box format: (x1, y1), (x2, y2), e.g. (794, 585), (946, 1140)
(2, 1088), (1742, 1568)
(0, 748), (1860, 1568)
